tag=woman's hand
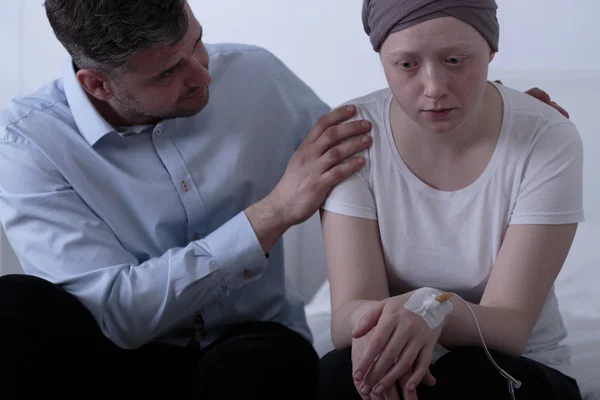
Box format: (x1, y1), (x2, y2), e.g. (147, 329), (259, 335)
(352, 297), (441, 397)
(352, 334), (401, 400)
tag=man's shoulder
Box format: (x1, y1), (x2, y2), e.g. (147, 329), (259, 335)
(206, 42), (271, 55)
(206, 43), (280, 67)
(0, 79), (70, 141)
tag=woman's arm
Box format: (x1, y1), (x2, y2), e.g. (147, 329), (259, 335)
(440, 120), (583, 355)
(439, 223), (578, 356)
(351, 222), (578, 395)
(321, 210), (391, 349)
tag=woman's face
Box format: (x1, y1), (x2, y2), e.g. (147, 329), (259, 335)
(380, 16), (495, 136)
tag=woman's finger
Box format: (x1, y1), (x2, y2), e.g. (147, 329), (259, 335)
(353, 319), (397, 383)
(422, 368), (436, 387)
(353, 301), (386, 339)
(405, 345), (435, 393)
(369, 338), (420, 394)
(383, 386), (401, 400)
(399, 371), (418, 400)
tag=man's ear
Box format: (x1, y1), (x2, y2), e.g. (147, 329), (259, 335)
(489, 50), (496, 63)
(76, 69), (114, 101)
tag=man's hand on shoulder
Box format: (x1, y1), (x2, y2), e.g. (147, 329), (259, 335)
(245, 105), (373, 254)
(495, 80), (570, 119)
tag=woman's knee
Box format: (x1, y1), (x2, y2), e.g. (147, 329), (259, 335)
(318, 348), (361, 400)
(430, 347), (573, 399)
(320, 347), (353, 375)
(433, 346), (527, 381)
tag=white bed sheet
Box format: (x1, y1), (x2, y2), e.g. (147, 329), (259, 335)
(305, 222), (600, 400)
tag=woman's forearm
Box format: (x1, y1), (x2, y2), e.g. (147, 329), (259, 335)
(440, 297), (530, 357)
(331, 291), (416, 349)
(332, 290), (531, 357)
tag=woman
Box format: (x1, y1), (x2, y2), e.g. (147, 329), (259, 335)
(318, 1), (585, 399)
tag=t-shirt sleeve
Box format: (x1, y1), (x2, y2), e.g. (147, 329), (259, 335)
(321, 109), (377, 221)
(509, 121), (585, 225)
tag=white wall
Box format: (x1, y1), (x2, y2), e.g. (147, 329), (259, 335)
(0, 1), (25, 275)
(194, 0), (600, 108)
(0, 0), (598, 297)
(2, 0), (598, 107)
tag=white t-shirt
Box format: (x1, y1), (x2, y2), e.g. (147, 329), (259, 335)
(322, 82), (585, 377)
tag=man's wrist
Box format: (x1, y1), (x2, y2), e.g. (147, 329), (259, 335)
(245, 195), (289, 255)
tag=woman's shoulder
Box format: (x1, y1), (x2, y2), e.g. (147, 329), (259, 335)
(336, 88), (392, 123)
(494, 83), (582, 165)
(496, 83), (578, 137)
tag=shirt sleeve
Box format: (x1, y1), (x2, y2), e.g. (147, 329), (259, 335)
(509, 121), (585, 225)
(0, 137), (267, 350)
(320, 108), (378, 220)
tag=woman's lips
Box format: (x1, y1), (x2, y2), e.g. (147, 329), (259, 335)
(422, 108), (455, 119)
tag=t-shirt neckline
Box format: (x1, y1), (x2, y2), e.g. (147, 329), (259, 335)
(381, 81), (509, 200)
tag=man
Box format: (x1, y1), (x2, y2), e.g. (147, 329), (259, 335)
(0, 1), (568, 399)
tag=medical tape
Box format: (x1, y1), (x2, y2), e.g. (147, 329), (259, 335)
(403, 287), (454, 329)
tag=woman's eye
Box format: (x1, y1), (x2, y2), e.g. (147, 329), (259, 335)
(447, 57), (463, 65)
(398, 61), (417, 69)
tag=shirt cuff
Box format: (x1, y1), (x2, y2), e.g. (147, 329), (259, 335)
(197, 211), (268, 292)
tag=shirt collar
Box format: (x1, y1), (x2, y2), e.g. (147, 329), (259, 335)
(62, 59), (118, 146)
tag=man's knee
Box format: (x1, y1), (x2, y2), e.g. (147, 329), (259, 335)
(1, 273), (58, 301)
(0, 273), (105, 347)
(0, 274), (61, 320)
(220, 321), (318, 365)
(0, 274), (85, 317)
(189, 322), (319, 399)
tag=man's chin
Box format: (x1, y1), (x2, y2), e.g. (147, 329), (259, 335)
(164, 97), (209, 120)
(173, 92), (209, 119)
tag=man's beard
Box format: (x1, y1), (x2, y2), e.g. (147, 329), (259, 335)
(112, 87), (210, 123)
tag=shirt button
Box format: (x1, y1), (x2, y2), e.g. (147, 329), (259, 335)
(243, 269), (252, 280)
(193, 313), (205, 330)
(155, 128), (162, 136)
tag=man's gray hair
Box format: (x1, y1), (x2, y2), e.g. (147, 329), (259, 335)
(44, 0), (189, 77)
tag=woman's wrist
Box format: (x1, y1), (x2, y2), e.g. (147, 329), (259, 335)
(349, 300), (381, 331)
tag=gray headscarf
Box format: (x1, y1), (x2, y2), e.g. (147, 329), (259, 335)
(362, 0), (499, 52)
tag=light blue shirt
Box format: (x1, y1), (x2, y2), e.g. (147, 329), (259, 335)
(0, 43), (330, 349)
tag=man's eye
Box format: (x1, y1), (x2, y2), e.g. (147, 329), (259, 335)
(160, 70), (174, 79)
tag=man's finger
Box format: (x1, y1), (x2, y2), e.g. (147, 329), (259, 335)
(525, 87), (551, 104)
(551, 101), (570, 119)
(318, 132), (372, 174)
(315, 120), (372, 155)
(306, 105), (358, 144)
(320, 156), (366, 189)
